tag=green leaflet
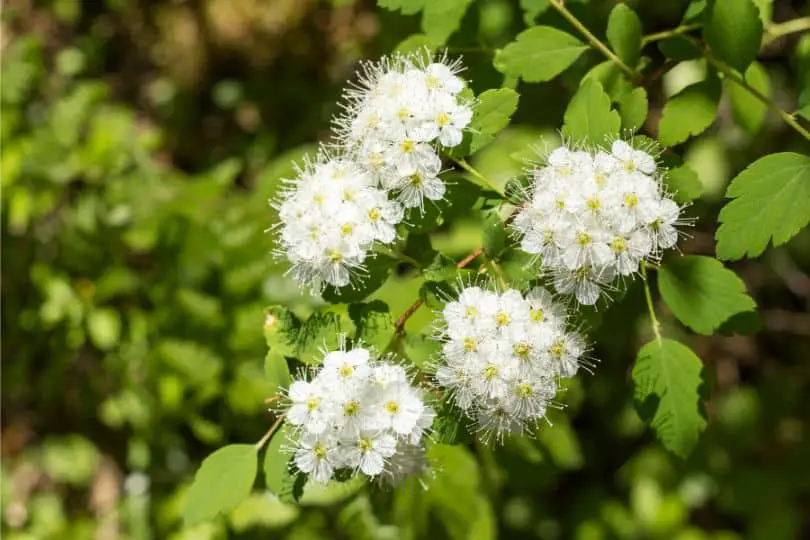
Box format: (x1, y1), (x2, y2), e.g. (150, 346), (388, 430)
(703, 0), (763, 73)
(562, 78), (621, 148)
(494, 26), (588, 83)
(716, 152), (810, 260)
(421, 0), (474, 45)
(657, 78), (721, 147)
(183, 444), (258, 526)
(606, 3), (642, 68)
(659, 255), (756, 335)
(633, 339), (707, 458)
(728, 61), (771, 135)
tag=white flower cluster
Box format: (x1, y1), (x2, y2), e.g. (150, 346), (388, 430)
(284, 345), (434, 484)
(512, 141), (685, 305)
(336, 54), (472, 209)
(434, 285), (587, 438)
(275, 156), (403, 290)
(275, 53), (473, 291)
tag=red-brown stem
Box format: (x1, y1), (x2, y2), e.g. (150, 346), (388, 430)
(393, 245), (485, 333)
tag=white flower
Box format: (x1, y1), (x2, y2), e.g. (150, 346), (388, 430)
(281, 343), (433, 483)
(512, 141), (686, 305)
(294, 433), (337, 484)
(340, 431), (398, 477)
(433, 284), (591, 439)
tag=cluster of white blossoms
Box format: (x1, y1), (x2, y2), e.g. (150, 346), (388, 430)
(284, 345), (434, 484)
(512, 141), (685, 305)
(335, 54), (473, 210)
(274, 156), (404, 290)
(434, 285), (587, 438)
(275, 53), (473, 291)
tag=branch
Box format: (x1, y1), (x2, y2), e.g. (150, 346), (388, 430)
(641, 262), (662, 343)
(448, 156), (505, 197)
(393, 245), (484, 334)
(255, 414), (285, 450)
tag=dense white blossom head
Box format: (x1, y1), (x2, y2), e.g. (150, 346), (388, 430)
(432, 283), (591, 440)
(273, 152), (404, 292)
(511, 140), (688, 305)
(334, 51), (473, 211)
(281, 342), (434, 484)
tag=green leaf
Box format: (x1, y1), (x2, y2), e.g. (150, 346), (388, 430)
(378, 0), (425, 15)
(295, 311), (344, 364)
(421, 0), (474, 44)
(278, 471), (307, 504)
(469, 88), (520, 155)
(520, 0), (550, 26)
(659, 255), (756, 335)
(494, 26), (588, 83)
(86, 308), (121, 350)
(264, 351), (292, 393)
(403, 330), (441, 369)
(728, 61), (770, 135)
(263, 428), (291, 496)
(716, 153), (810, 260)
(664, 164), (703, 203)
(606, 3), (642, 68)
(405, 175), (481, 233)
(658, 78), (720, 147)
(184, 444), (258, 526)
(583, 62), (633, 101)
(633, 339), (707, 458)
(420, 280), (456, 310)
(658, 36), (701, 61)
(703, 0), (763, 73)
(617, 87), (648, 132)
(562, 78), (621, 147)
(395, 34), (440, 58)
(321, 255), (393, 303)
(349, 301), (395, 352)
(404, 232), (437, 267)
(483, 210), (508, 259)
(264, 306), (299, 357)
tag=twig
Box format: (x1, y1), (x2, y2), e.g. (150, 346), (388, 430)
(763, 17), (810, 45)
(642, 23), (701, 45)
(255, 415), (285, 450)
(448, 156), (505, 197)
(393, 245), (485, 334)
(640, 262), (662, 343)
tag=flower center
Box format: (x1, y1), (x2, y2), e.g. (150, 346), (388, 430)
(624, 193), (639, 208)
(426, 75), (441, 89)
(397, 107), (411, 121)
(463, 337), (477, 353)
(367, 208), (381, 221)
(314, 443), (328, 459)
(409, 173), (424, 186)
(436, 112), (450, 126)
(549, 340), (565, 358)
(327, 249), (342, 263)
(483, 365), (499, 380)
(338, 365), (353, 377)
(575, 232), (591, 246)
(401, 139), (415, 153)
(611, 237), (628, 252)
(513, 342), (531, 359)
(340, 223), (354, 236)
(594, 172), (607, 186)
(530, 308), (545, 322)
(586, 198), (601, 211)
(313, 193), (325, 205)
(306, 397), (320, 411)
(495, 311), (510, 326)
(343, 400), (359, 416)
(385, 400), (400, 414)
(358, 438), (373, 452)
(555, 198), (566, 210)
(516, 383), (533, 399)
(464, 306), (478, 318)
(623, 160), (636, 172)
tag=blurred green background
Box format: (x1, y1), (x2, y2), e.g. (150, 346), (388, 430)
(2, 0), (809, 538)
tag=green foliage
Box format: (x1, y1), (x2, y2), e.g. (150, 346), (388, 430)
(183, 444), (258, 526)
(659, 255), (756, 335)
(377, 0), (424, 15)
(562, 78), (621, 147)
(617, 87), (648, 132)
(716, 153), (810, 260)
(349, 300), (395, 352)
(321, 255), (393, 303)
(421, 0), (473, 45)
(607, 4), (643, 68)
(633, 339), (707, 458)
(467, 88), (520, 155)
(728, 61), (771, 136)
(703, 0), (763, 73)
(494, 26), (588, 83)
(658, 78), (721, 147)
